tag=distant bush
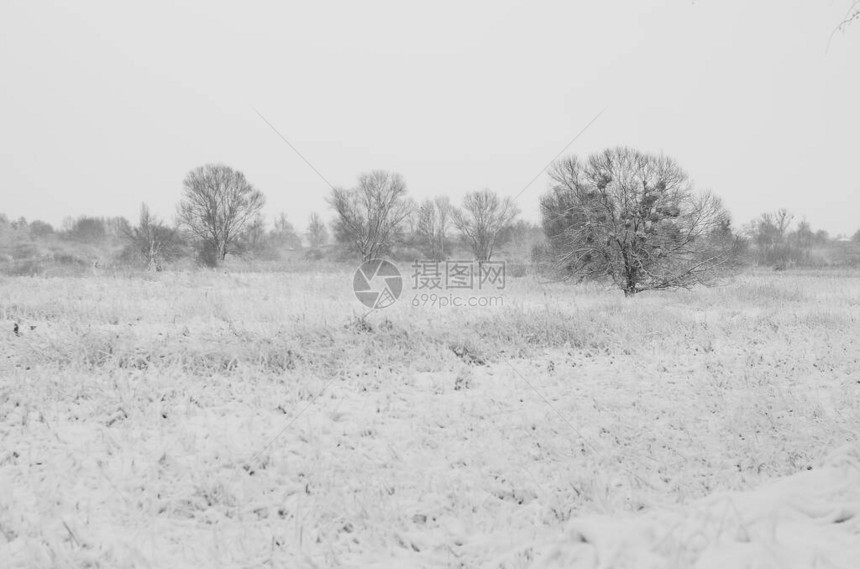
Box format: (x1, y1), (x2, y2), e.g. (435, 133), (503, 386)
(52, 252), (89, 266)
(10, 242), (40, 260)
(304, 249), (325, 261)
(66, 217), (107, 243)
(2, 259), (43, 276)
(29, 220), (54, 239)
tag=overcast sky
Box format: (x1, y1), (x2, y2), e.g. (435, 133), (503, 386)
(2, 1), (858, 236)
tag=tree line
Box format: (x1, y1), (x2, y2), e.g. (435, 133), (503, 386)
(2, 146), (859, 294)
(126, 163), (530, 270)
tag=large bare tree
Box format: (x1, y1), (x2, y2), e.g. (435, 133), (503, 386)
(452, 189), (520, 261)
(329, 170), (412, 261)
(415, 196), (452, 260)
(541, 147), (741, 296)
(177, 163), (265, 263)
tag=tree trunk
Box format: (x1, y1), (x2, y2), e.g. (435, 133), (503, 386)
(146, 240), (158, 272)
(623, 273), (638, 296)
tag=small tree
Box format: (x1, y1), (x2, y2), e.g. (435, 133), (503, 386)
(329, 170), (413, 261)
(237, 214), (267, 255)
(105, 217), (132, 240)
(177, 163), (265, 264)
(748, 208), (807, 268)
(306, 212), (329, 249)
(814, 229), (831, 245)
(452, 189), (520, 261)
(541, 147), (741, 296)
(415, 196), (452, 260)
(0, 214), (21, 244)
(270, 213), (302, 250)
(790, 220), (814, 249)
(752, 209), (793, 249)
(0, 217), (30, 242)
(123, 203), (183, 271)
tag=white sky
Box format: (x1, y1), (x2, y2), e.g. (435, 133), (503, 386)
(2, 0), (858, 235)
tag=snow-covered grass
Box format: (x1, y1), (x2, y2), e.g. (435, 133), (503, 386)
(1, 269), (858, 568)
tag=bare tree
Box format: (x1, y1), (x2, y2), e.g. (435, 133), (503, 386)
(238, 214), (267, 254)
(270, 213), (302, 249)
(177, 163), (265, 263)
(452, 189), (520, 261)
(752, 209), (794, 249)
(790, 219), (814, 249)
(123, 203), (182, 271)
(415, 196), (452, 260)
(748, 208), (800, 268)
(104, 217), (132, 240)
(329, 170), (413, 261)
(306, 212), (329, 249)
(542, 147), (741, 296)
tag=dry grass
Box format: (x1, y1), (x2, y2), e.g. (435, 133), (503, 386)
(0, 268), (858, 567)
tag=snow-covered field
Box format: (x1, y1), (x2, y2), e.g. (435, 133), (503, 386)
(1, 269), (858, 568)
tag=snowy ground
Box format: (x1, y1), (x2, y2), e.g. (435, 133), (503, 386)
(0, 269), (858, 567)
